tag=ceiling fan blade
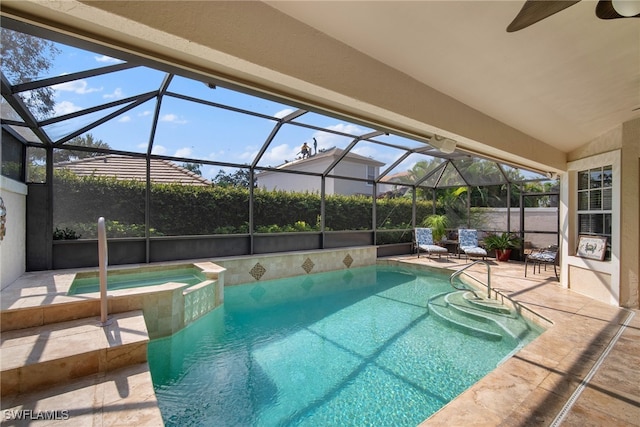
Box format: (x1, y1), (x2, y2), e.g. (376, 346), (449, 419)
(507, 0), (581, 32)
(596, 0), (640, 19)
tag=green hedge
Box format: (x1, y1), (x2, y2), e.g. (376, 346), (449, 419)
(53, 172), (432, 239)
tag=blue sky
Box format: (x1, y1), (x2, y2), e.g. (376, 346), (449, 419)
(12, 36), (546, 183)
(36, 43), (424, 181)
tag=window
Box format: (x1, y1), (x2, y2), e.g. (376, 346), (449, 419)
(366, 165), (376, 185)
(577, 165), (612, 260)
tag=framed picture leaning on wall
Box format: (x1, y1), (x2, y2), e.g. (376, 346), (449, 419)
(576, 235), (607, 261)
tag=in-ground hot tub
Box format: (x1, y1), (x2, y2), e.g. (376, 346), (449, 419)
(68, 265), (207, 295)
(66, 262), (226, 339)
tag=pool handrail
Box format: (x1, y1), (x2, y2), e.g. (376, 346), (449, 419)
(98, 217), (109, 324)
(449, 260), (491, 299)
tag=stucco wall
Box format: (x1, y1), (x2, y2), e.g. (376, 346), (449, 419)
(256, 158), (377, 196)
(568, 265), (615, 305)
(476, 207), (558, 249)
(619, 119), (639, 308)
(0, 177), (27, 289)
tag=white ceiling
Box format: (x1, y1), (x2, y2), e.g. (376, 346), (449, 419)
(266, 0), (640, 153)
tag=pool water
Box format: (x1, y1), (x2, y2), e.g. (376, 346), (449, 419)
(148, 265), (542, 426)
(68, 267), (205, 295)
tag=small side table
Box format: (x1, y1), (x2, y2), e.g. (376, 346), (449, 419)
(442, 240), (460, 258)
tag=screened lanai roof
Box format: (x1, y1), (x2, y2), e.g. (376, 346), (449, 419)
(1, 18), (551, 189)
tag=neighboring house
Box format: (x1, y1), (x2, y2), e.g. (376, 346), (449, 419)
(256, 147), (385, 196)
(378, 171), (411, 197)
(55, 154), (211, 186)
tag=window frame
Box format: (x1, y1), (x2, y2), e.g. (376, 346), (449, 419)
(366, 164), (375, 186)
(576, 165), (612, 260)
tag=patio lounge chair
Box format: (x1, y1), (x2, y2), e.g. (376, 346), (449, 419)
(458, 229), (487, 261)
(525, 245), (559, 280)
(415, 228), (449, 258)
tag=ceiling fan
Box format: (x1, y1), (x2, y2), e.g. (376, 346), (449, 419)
(507, 0), (640, 32)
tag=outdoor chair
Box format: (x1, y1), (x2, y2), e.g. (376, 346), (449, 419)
(415, 228), (449, 258)
(458, 229), (487, 261)
(525, 245), (559, 280)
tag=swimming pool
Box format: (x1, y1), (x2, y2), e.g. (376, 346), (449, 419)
(148, 264), (543, 426)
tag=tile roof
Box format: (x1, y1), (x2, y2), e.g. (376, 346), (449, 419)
(55, 155), (211, 186)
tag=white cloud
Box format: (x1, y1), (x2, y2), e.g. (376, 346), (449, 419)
(53, 79), (102, 95)
(174, 147), (193, 158)
(311, 131), (345, 150)
(351, 145), (397, 167)
(103, 88), (124, 99)
(352, 145), (379, 158)
(202, 165), (220, 181)
(160, 113), (187, 124)
(160, 113), (177, 122)
(118, 115), (131, 123)
(309, 123), (365, 151)
(54, 100), (82, 116)
(234, 143), (292, 165)
(94, 55), (121, 64)
(235, 146), (259, 162)
(205, 149), (230, 162)
(327, 123), (364, 136)
(261, 143), (292, 165)
(150, 144), (167, 155)
(139, 111), (152, 117)
(274, 108), (294, 119)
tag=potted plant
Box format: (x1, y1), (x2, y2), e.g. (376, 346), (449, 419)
(483, 232), (522, 262)
(421, 214), (449, 243)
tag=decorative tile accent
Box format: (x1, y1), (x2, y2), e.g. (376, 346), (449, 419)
(302, 257), (315, 274)
(250, 262), (266, 280)
(343, 254), (354, 268)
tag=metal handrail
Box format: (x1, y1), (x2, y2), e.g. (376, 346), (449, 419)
(449, 260), (491, 299)
(98, 217), (109, 325)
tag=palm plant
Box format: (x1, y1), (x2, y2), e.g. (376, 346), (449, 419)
(483, 232), (522, 262)
(421, 214), (449, 242)
(483, 232), (522, 250)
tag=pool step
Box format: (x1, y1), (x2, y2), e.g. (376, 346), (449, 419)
(428, 291), (531, 343)
(428, 292), (504, 341)
(451, 291), (535, 342)
(1, 300), (101, 332)
(462, 292), (512, 315)
(0, 310), (149, 397)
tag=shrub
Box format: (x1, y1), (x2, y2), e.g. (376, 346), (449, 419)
(53, 227), (81, 240)
(52, 171), (433, 238)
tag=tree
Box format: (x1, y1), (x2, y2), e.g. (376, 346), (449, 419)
(213, 169), (253, 187)
(401, 158), (445, 200)
(182, 163), (202, 176)
(54, 134), (111, 162)
(1, 28), (60, 119)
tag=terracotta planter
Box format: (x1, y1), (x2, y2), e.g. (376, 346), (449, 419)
(495, 249), (512, 262)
